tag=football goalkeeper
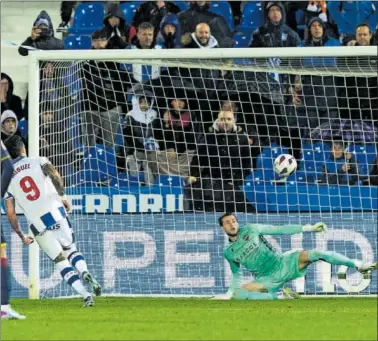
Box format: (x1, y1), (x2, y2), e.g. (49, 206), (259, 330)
(218, 213), (378, 300)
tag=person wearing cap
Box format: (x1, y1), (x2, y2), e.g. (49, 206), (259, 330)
(18, 10), (64, 56)
(249, 1), (300, 48)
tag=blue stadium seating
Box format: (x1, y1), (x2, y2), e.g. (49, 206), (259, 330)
(18, 120), (28, 138)
(209, 1), (234, 31)
(256, 144), (289, 171)
(64, 35), (92, 50)
(233, 32), (249, 47)
(300, 142), (331, 181)
(172, 1), (189, 12)
(236, 2), (264, 33)
(68, 2), (105, 35)
(295, 9), (306, 32)
(348, 144), (377, 176)
(154, 175), (184, 188)
(80, 145), (117, 183)
(120, 2), (140, 25)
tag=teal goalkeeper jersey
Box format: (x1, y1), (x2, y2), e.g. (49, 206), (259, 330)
(224, 224), (303, 288)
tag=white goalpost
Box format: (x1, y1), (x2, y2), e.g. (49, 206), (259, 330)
(20, 46), (377, 299)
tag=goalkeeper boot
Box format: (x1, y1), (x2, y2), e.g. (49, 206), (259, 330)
(1, 305), (26, 320)
(82, 271), (102, 296)
(280, 287), (301, 300)
(83, 295), (94, 308)
(357, 262), (378, 275)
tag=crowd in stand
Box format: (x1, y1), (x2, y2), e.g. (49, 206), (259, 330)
(1, 1), (378, 212)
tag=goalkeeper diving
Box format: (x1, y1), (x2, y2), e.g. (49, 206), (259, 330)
(217, 213), (378, 300)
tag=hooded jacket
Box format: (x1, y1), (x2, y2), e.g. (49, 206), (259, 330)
(156, 14), (182, 48)
(91, 3), (136, 47)
(1, 73), (23, 120)
(249, 2), (301, 48)
(178, 2), (233, 47)
(1, 110), (27, 148)
(328, 1), (378, 35)
(184, 33), (219, 49)
(132, 1), (181, 32)
(18, 11), (64, 56)
(123, 94), (157, 155)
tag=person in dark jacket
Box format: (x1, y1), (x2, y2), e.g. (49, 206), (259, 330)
(288, 17), (340, 137)
(178, 1), (233, 47)
(364, 155), (378, 186)
(91, 3), (136, 49)
(186, 111), (255, 213)
(1, 73), (23, 121)
(132, 1), (181, 34)
(149, 97), (196, 180)
(156, 14), (181, 48)
(249, 2), (301, 48)
(58, 1), (77, 30)
(18, 11), (64, 56)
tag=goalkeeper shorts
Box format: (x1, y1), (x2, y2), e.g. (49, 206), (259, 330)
(254, 250), (307, 292)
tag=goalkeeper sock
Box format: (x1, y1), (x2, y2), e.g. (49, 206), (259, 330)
(68, 251), (88, 275)
(57, 260), (90, 298)
(1, 258), (10, 305)
(308, 250), (358, 268)
(233, 288), (278, 300)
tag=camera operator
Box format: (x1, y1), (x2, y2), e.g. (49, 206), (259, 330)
(18, 11), (64, 56)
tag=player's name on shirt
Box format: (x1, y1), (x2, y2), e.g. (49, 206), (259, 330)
(12, 164), (31, 178)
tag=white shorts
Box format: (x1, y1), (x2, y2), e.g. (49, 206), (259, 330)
(34, 218), (74, 260)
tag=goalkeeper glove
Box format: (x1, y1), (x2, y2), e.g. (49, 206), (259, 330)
(303, 222), (328, 233)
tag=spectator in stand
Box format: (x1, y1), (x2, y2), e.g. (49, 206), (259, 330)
(1, 110), (27, 149)
(122, 91), (158, 185)
(289, 17), (340, 137)
(132, 1), (181, 34)
(58, 1), (77, 31)
(156, 14), (181, 48)
(319, 140), (360, 185)
(1, 73), (23, 121)
(123, 22), (163, 85)
(18, 11), (64, 56)
(249, 2), (301, 48)
(91, 3), (136, 49)
(364, 155), (378, 185)
(328, 1), (378, 44)
(149, 96), (196, 181)
(178, 1), (233, 47)
(186, 110), (255, 213)
(347, 23), (373, 46)
(181, 23), (221, 130)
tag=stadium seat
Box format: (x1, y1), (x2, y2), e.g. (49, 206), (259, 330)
(256, 144), (289, 171)
(300, 142), (331, 180)
(348, 144), (377, 176)
(236, 2), (264, 33)
(295, 9), (306, 32)
(120, 2), (140, 25)
(64, 35), (92, 50)
(81, 145), (117, 183)
(172, 1), (189, 12)
(18, 120), (28, 138)
(233, 32), (249, 48)
(68, 2), (105, 35)
(209, 1), (234, 31)
(154, 175), (184, 188)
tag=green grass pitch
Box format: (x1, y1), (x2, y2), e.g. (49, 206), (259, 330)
(2, 297), (377, 340)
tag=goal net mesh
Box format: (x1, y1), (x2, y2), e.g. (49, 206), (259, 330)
(3, 51), (377, 297)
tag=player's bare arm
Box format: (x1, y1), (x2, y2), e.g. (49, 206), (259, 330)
(42, 162), (71, 212)
(4, 198), (34, 245)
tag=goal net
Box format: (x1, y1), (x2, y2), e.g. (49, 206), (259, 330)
(2, 47), (377, 298)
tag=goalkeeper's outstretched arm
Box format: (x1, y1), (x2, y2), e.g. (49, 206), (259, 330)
(247, 222), (328, 236)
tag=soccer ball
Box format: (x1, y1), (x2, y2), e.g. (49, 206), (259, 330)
(274, 154), (297, 178)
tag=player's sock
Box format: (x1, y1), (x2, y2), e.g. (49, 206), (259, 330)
(56, 260), (91, 298)
(308, 250), (358, 268)
(1, 258), (10, 306)
(233, 288), (278, 300)
(68, 251), (88, 275)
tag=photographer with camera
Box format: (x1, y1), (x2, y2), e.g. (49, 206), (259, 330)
(91, 3), (136, 50)
(18, 11), (64, 56)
